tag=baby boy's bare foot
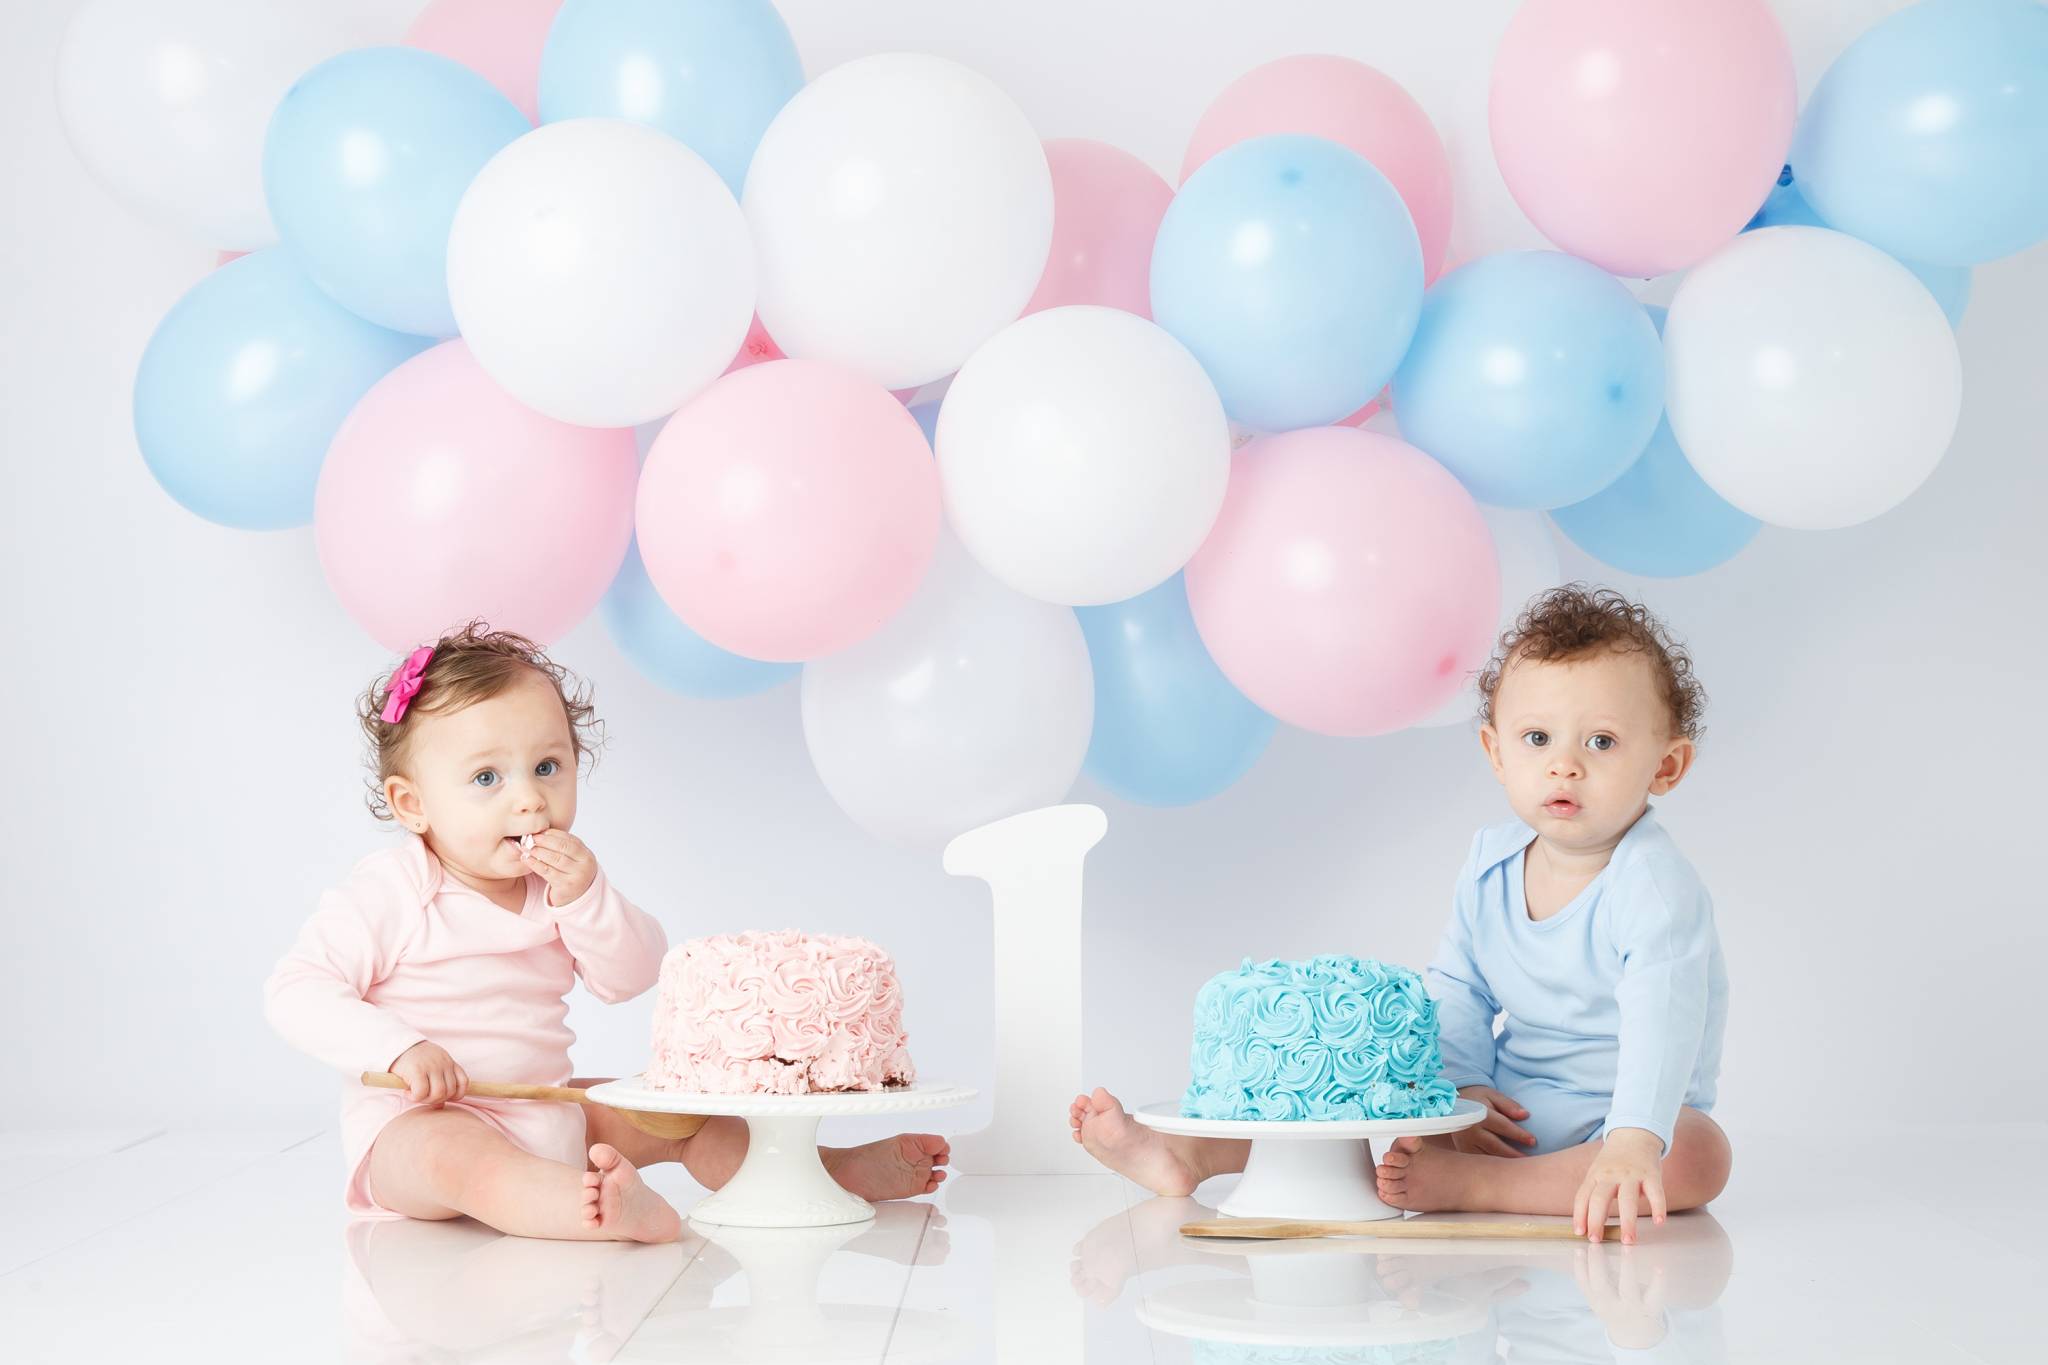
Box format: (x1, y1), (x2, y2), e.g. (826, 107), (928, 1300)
(1375, 1135), (1488, 1212)
(824, 1133), (950, 1201)
(1069, 1206), (1141, 1305)
(1070, 1087), (1198, 1197)
(584, 1143), (682, 1243)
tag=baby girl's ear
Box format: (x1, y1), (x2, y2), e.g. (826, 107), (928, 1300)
(386, 774), (426, 833)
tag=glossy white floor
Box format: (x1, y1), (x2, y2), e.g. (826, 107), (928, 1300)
(3, 1121), (2041, 1363)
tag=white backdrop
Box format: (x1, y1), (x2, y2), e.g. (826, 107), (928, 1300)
(5, 0), (2043, 1141)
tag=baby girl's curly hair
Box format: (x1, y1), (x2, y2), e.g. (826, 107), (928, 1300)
(1476, 585), (1707, 742)
(356, 620), (604, 821)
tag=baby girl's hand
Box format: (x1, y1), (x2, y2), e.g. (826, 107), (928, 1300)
(1454, 1084), (1538, 1157)
(1575, 1126), (1666, 1244)
(391, 1040), (468, 1106)
(523, 829), (597, 907)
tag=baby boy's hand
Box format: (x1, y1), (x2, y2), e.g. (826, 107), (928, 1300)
(1575, 1126), (1667, 1244)
(1454, 1084), (1539, 1158)
(391, 1040), (468, 1106)
(523, 829), (598, 907)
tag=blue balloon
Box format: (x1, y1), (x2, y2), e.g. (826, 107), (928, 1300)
(909, 400), (941, 450)
(264, 47), (529, 337)
(540, 0), (805, 195)
(1747, 168), (1972, 327)
(1551, 310), (1760, 577)
(1150, 134), (1423, 432)
(1392, 252), (1663, 510)
(600, 540), (797, 699)
(133, 250), (431, 531)
(1076, 575), (1276, 807)
(1790, 0), (2048, 266)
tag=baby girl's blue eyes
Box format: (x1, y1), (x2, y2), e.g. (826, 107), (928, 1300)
(1523, 731), (1549, 747)
(471, 761), (561, 788)
(1586, 735), (1616, 752)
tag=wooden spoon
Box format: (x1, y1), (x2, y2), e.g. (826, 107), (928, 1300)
(1181, 1217), (1591, 1242)
(360, 1071), (708, 1141)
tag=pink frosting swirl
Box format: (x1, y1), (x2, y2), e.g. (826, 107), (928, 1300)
(645, 930), (916, 1095)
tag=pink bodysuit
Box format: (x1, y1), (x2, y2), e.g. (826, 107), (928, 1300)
(263, 833), (667, 1217)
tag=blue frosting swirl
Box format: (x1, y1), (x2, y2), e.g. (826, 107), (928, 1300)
(1180, 955), (1457, 1121)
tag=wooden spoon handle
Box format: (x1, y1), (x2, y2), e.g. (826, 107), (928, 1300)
(359, 1071), (596, 1105)
(1180, 1217), (1588, 1241)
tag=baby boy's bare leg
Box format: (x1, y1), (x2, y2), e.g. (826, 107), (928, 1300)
(1376, 1106), (1732, 1220)
(369, 1105), (680, 1243)
(1069, 1087), (1249, 1195)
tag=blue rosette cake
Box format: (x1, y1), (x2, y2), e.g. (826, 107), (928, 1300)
(1180, 955), (1458, 1122)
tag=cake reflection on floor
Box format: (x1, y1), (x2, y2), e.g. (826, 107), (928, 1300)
(1080, 1192), (1735, 1360)
(343, 1199), (958, 1362)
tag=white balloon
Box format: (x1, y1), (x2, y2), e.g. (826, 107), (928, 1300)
(1413, 508), (1563, 731)
(801, 533), (1094, 851)
(743, 53), (1053, 390)
(1665, 226), (1962, 531)
(937, 307), (1231, 606)
(55, 0), (390, 249)
(448, 119), (754, 428)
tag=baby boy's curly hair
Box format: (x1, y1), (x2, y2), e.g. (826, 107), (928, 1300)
(1476, 585), (1706, 743)
(356, 620), (604, 820)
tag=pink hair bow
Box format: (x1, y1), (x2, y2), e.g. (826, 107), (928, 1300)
(380, 647), (435, 724)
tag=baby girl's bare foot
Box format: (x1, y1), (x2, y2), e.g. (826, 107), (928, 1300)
(1071, 1087), (1198, 1197)
(1374, 1136), (1487, 1212)
(583, 1143), (682, 1243)
(824, 1133), (950, 1201)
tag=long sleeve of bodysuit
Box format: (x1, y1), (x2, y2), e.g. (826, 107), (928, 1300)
(1425, 835), (1502, 1090)
(263, 871), (429, 1076)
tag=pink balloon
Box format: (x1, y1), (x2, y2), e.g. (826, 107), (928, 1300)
(724, 315), (921, 404)
(213, 249), (246, 268)
(1024, 139), (1174, 317)
(316, 341), (637, 651)
(1185, 428), (1498, 737)
(636, 359), (941, 663)
(1489, 0), (1795, 278)
(1335, 393), (1384, 428)
(724, 314), (785, 375)
(1183, 56), (1454, 282)
(403, 0), (561, 124)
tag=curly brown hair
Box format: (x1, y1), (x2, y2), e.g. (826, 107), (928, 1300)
(1475, 585), (1706, 742)
(356, 620), (604, 821)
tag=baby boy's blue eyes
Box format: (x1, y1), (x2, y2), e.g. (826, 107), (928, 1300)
(471, 760), (562, 788)
(1522, 731), (1616, 752)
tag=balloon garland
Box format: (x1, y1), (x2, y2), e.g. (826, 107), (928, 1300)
(61, 0), (2048, 847)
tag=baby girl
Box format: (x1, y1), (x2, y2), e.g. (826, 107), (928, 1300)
(265, 623), (950, 1242)
(1072, 586), (1733, 1243)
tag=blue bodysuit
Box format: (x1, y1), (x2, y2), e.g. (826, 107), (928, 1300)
(1425, 807), (1727, 1154)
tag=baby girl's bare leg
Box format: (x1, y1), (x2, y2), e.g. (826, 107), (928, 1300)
(369, 1106), (680, 1243)
(1375, 1106), (1732, 1220)
(1069, 1087), (1249, 1196)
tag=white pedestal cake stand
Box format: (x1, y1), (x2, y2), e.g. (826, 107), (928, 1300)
(584, 1077), (975, 1228)
(1133, 1097), (1488, 1222)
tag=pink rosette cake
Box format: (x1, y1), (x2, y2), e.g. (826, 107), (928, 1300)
(645, 930), (916, 1095)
